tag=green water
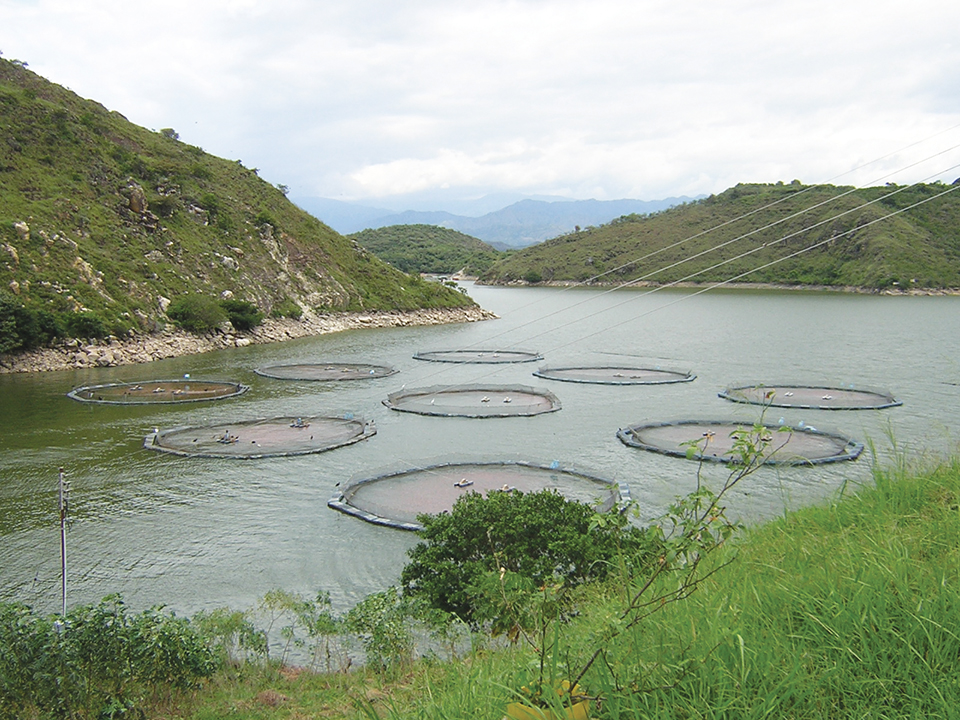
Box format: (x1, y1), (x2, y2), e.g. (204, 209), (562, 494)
(1, 284), (958, 616)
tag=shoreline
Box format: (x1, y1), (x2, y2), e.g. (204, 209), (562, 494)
(479, 279), (960, 295)
(0, 305), (497, 374)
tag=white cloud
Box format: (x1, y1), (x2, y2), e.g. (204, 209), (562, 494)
(2, 0), (960, 206)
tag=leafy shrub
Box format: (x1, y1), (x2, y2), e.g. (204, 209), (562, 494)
(149, 194), (178, 217)
(0, 295), (65, 352)
(254, 211), (275, 228)
(400, 489), (656, 625)
(219, 298), (263, 331)
(0, 293), (19, 352)
(63, 310), (107, 339)
(344, 588), (413, 671)
(0, 596), (215, 718)
(523, 269), (543, 283)
(191, 607), (266, 667)
(166, 294), (227, 333)
(270, 297), (303, 320)
(15, 307), (63, 348)
(256, 589), (342, 671)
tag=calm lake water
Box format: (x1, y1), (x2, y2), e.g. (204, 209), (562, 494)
(2, 284), (959, 616)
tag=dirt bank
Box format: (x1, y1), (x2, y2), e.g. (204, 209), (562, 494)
(0, 305), (498, 374)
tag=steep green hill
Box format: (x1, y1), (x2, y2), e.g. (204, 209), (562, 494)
(480, 181), (960, 290)
(349, 224), (503, 275)
(0, 59), (472, 345)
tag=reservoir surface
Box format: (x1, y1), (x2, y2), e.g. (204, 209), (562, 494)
(1, 283), (958, 616)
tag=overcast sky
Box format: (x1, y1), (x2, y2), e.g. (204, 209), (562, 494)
(2, 0), (960, 210)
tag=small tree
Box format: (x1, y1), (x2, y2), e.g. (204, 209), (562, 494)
(166, 294), (227, 333)
(219, 298), (263, 331)
(63, 311), (107, 340)
(401, 489), (655, 625)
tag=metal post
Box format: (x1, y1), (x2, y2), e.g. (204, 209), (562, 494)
(58, 467), (68, 617)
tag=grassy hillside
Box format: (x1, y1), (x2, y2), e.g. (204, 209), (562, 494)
(481, 181), (960, 290)
(349, 224), (503, 275)
(0, 59), (472, 343)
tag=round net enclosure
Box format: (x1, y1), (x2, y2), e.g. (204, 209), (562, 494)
(144, 415), (375, 458)
(67, 379), (248, 405)
(413, 349), (542, 364)
(617, 420), (863, 466)
(534, 365), (695, 385)
(719, 384), (901, 410)
(328, 460), (628, 531)
(383, 384), (561, 418)
(254, 362), (397, 381)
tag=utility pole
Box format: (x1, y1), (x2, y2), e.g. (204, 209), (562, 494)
(58, 467), (69, 616)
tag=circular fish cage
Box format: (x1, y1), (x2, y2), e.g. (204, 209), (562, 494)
(67, 379), (248, 405)
(254, 362), (397, 381)
(534, 365), (695, 385)
(718, 384), (901, 410)
(413, 349), (542, 364)
(144, 415), (375, 458)
(328, 460), (630, 531)
(383, 384), (561, 418)
(617, 420), (863, 466)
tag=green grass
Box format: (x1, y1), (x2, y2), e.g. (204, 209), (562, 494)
(143, 458), (960, 719)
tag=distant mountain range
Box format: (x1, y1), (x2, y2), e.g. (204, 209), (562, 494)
(292, 196), (701, 249)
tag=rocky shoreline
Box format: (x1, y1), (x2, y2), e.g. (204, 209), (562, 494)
(0, 305), (497, 374)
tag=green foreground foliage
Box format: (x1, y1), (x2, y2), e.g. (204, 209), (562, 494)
(401, 488), (657, 626)
(4, 456), (959, 719)
(0, 595), (214, 719)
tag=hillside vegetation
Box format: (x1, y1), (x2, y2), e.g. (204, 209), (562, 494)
(0, 58), (472, 346)
(349, 224), (503, 275)
(481, 181), (960, 290)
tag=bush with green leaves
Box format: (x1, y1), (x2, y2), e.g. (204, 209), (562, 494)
(62, 310), (107, 340)
(344, 587), (413, 672)
(255, 589), (343, 672)
(166, 294), (227, 333)
(0, 595), (215, 719)
(219, 298), (263, 331)
(0, 293), (21, 352)
(0, 293), (66, 351)
(269, 297), (303, 320)
(400, 489), (657, 626)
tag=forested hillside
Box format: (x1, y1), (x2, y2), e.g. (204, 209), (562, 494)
(350, 224), (503, 275)
(481, 181), (960, 290)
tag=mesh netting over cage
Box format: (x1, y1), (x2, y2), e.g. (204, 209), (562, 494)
(328, 459), (629, 530)
(254, 363), (397, 381)
(144, 415), (375, 458)
(718, 384), (901, 410)
(413, 349), (542, 364)
(617, 420), (863, 466)
(383, 384), (561, 418)
(67, 380), (248, 405)
(533, 365), (696, 385)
